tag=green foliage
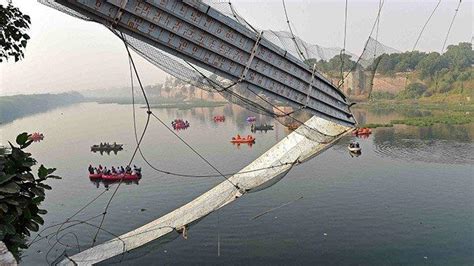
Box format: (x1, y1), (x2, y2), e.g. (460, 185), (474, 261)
(391, 113), (473, 127)
(360, 123), (394, 128)
(0, 133), (61, 258)
(398, 82), (428, 99)
(370, 91), (396, 100)
(0, 92), (84, 124)
(305, 54), (359, 76)
(0, 3), (31, 62)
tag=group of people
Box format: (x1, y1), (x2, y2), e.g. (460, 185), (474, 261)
(349, 142), (360, 148)
(88, 164), (141, 176)
(232, 134), (253, 140)
(171, 119), (190, 130)
(98, 142), (119, 147)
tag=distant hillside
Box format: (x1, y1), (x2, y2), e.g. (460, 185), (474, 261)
(307, 42), (473, 102)
(0, 92), (85, 124)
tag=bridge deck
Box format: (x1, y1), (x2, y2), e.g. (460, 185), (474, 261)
(50, 0), (355, 126)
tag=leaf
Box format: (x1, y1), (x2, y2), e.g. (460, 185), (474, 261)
(21, 139), (33, 149)
(47, 167), (56, 175)
(32, 196), (45, 205)
(30, 187), (44, 197)
(19, 173), (34, 182)
(3, 199), (19, 205)
(0, 182), (20, 194)
(16, 132), (28, 145)
(15, 206), (23, 216)
(25, 221), (39, 232)
(31, 215), (44, 225)
(3, 214), (16, 223)
(38, 164), (48, 179)
(46, 175), (61, 179)
(3, 223), (16, 235)
(0, 173), (16, 185)
(37, 183), (51, 190)
(0, 203), (8, 213)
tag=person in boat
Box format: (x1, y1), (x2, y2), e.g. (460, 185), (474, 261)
(111, 166), (117, 174)
(125, 165), (131, 174)
(355, 142), (360, 148)
(88, 165), (94, 174)
(133, 165), (141, 174)
(103, 166), (108, 174)
(237, 134), (241, 139)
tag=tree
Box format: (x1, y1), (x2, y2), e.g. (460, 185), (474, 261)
(443, 42), (473, 70)
(0, 2), (31, 62)
(398, 82), (427, 99)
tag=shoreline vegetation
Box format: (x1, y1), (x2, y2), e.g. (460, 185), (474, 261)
(0, 92), (84, 124)
(355, 99), (473, 128)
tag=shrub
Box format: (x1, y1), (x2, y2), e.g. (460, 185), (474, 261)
(0, 133), (61, 258)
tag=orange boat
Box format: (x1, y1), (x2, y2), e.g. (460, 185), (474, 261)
(231, 135), (255, 143)
(287, 124), (300, 130)
(353, 128), (372, 136)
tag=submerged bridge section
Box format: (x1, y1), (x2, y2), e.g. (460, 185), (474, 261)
(47, 0), (355, 126)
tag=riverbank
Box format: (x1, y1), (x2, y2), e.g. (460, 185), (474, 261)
(0, 92), (85, 124)
(353, 99), (474, 128)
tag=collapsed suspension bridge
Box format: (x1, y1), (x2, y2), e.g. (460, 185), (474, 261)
(40, 0), (358, 264)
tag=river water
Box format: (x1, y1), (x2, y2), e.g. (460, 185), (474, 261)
(1, 102), (473, 265)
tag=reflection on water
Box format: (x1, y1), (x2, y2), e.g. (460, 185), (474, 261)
(347, 108), (474, 164)
(372, 126), (474, 165)
(90, 179), (140, 189)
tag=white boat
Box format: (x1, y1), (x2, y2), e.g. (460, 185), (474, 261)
(348, 145), (361, 153)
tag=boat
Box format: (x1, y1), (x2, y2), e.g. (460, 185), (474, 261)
(213, 115), (225, 122)
(251, 124), (274, 132)
(100, 173), (141, 181)
(287, 124), (300, 131)
(89, 173), (102, 179)
(246, 116), (256, 122)
(91, 143), (123, 151)
(352, 128), (372, 136)
(231, 135), (256, 143)
(172, 119), (190, 130)
(348, 142), (361, 153)
(348, 145), (361, 153)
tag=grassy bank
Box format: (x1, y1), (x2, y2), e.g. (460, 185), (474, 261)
(355, 99), (474, 128)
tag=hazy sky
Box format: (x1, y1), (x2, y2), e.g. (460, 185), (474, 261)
(0, 0), (472, 96)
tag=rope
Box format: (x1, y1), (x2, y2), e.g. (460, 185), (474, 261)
(337, 0), (385, 91)
(282, 0), (307, 61)
(340, 0), (349, 87)
(404, 0), (442, 89)
(91, 31), (152, 247)
(441, 0), (462, 52)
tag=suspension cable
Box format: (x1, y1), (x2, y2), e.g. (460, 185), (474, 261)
(441, 0), (462, 52)
(340, 0), (349, 87)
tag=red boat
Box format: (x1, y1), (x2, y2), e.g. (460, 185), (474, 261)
(89, 173), (102, 179)
(231, 135), (255, 143)
(352, 128), (372, 136)
(101, 173), (141, 181)
(213, 115), (225, 122)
